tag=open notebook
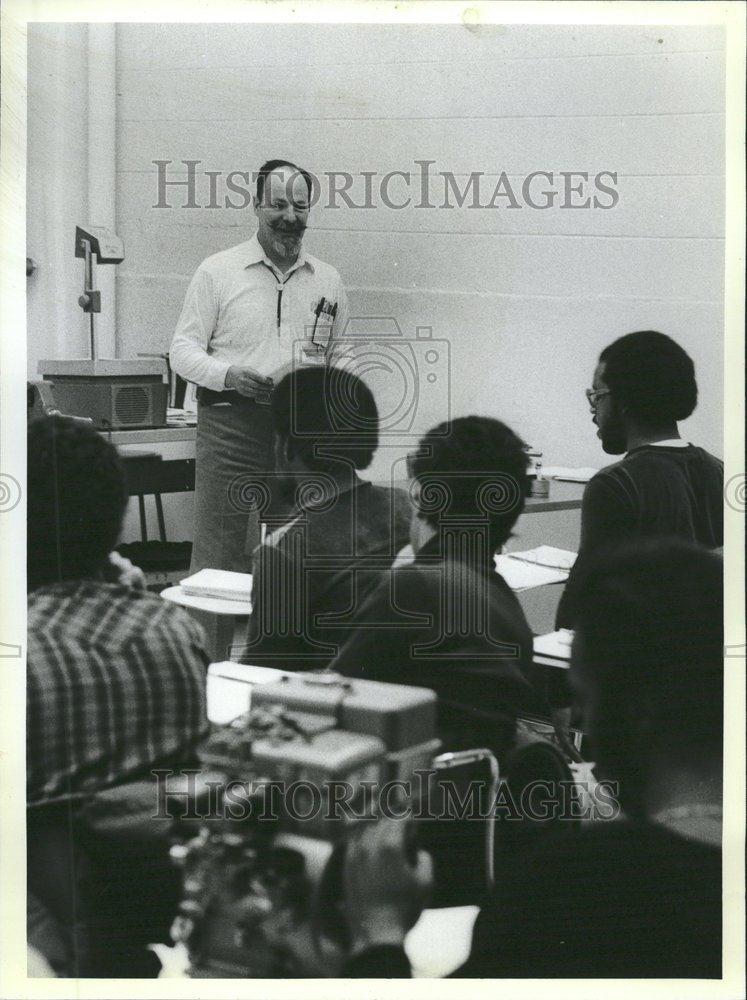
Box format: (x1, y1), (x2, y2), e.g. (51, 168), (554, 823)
(507, 546), (577, 571)
(495, 546), (577, 590)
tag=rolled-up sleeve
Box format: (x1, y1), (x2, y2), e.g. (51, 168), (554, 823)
(169, 266), (232, 391)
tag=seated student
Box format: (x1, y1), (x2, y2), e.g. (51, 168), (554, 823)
(27, 415), (210, 807)
(239, 366), (411, 670)
(557, 330), (723, 626)
(329, 415), (545, 755)
(343, 539), (723, 979)
(27, 416), (211, 976)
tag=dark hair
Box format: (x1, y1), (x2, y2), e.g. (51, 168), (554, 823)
(271, 366), (379, 473)
(27, 415), (128, 589)
(573, 539), (723, 817)
(410, 416), (530, 552)
(256, 159), (313, 204)
(599, 330), (697, 424)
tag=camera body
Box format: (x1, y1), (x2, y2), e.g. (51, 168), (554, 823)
(168, 673), (439, 977)
(293, 318), (451, 437)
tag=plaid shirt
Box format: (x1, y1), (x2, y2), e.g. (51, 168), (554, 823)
(27, 580), (210, 806)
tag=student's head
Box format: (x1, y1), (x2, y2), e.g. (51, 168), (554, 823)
(270, 366), (379, 478)
(571, 539), (723, 819)
(254, 159), (313, 259)
(27, 415), (128, 590)
(588, 331), (697, 454)
(408, 416), (530, 555)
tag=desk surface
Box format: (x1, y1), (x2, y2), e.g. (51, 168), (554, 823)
(106, 424), (196, 445)
(106, 426), (585, 512)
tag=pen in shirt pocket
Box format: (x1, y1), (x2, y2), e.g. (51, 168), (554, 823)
(312, 297), (336, 350)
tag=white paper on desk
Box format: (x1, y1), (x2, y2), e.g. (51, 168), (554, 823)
(206, 661), (290, 724)
(533, 628), (575, 662)
(542, 466), (598, 483)
(405, 905), (480, 978)
(507, 545), (577, 571)
(180, 568), (253, 601)
(495, 554), (569, 590)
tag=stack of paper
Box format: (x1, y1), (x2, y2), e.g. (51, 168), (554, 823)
(533, 629), (575, 667)
(180, 568), (253, 602)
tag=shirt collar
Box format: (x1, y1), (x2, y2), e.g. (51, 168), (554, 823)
(243, 233), (314, 274)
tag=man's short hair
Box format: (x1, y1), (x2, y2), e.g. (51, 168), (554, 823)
(256, 159), (313, 204)
(409, 416), (530, 552)
(573, 538), (723, 815)
(599, 330), (697, 424)
(271, 366), (379, 473)
(28, 415), (127, 589)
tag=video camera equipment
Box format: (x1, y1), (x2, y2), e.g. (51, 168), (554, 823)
(166, 672), (441, 977)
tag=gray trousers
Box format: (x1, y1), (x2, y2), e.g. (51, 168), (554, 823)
(191, 397), (275, 573)
(190, 398), (275, 658)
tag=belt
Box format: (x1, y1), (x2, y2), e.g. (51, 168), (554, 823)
(197, 387), (269, 407)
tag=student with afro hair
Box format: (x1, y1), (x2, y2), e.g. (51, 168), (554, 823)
(557, 331), (723, 627)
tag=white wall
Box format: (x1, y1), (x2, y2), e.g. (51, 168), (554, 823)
(26, 23), (90, 370)
(27, 23), (118, 373)
(28, 23), (725, 473)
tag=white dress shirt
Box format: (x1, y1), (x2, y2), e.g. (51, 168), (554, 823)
(170, 234), (350, 391)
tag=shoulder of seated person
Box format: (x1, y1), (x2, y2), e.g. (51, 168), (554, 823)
(30, 578), (142, 603)
(120, 586), (205, 630)
(388, 561), (452, 600)
(29, 581), (200, 643)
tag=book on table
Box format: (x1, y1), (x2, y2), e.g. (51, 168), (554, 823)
(179, 568), (253, 602)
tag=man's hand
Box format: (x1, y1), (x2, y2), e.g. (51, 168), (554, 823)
(225, 365), (274, 400)
(344, 817), (433, 956)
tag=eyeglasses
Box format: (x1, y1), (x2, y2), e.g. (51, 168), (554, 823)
(585, 388), (611, 406)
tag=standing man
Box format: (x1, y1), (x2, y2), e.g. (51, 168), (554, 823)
(170, 160), (350, 592)
(556, 329), (723, 627)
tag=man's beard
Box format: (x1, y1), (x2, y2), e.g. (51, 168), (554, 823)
(270, 224), (305, 258)
(600, 423), (627, 455)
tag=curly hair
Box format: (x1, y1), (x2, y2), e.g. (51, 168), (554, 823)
(599, 330), (697, 424)
(410, 416), (530, 552)
(271, 366), (379, 473)
(28, 415), (128, 588)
